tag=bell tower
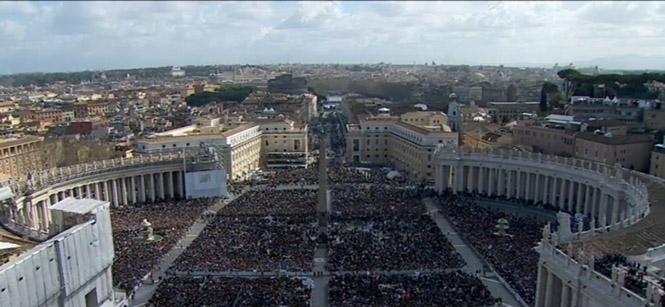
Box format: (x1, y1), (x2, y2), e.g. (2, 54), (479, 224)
(447, 93), (460, 132)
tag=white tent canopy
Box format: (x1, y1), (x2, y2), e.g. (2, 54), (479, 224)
(386, 171), (403, 180)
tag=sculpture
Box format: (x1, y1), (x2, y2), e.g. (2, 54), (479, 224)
(493, 218), (512, 237)
(542, 223), (551, 241)
(550, 231), (559, 246)
(617, 269), (626, 285)
(611, 264), (618, 281)
(577, 219), (584, 233)
(567, 242), (574, 258)
(556, 211), (574, 243)
(577, 249), (586, 264)
(140, 219), (155, 241)
(588, 254), (595, 271)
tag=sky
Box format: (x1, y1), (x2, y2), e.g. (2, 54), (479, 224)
(1, 1), (664, 74)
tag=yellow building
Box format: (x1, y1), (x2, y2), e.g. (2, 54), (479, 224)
(0, 136), (47, 179)
(134, 119), (309, 181)
(345, 111), (458, 182)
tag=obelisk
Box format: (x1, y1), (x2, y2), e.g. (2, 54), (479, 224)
(318, 135), (329, 215)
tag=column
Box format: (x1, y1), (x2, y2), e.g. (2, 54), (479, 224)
(610, 196), (618, 226)
(130, 176), (137, 204)
(506, 170), (513, 198)
(157, 172), (165, 200)
(179, 171), (186, 198)
(576, 183), (583, 213)
(111, 179), (119, 206)
(167, 172), (175, 199)
(571, 286), (578, 307)
(584, 185), (592, 216)
(561, 284), (570, 307)
(558, 179), (566, 210)
(544, 270), (554, 307)
(77, 186), (83, 198)
(95, 183), (102, 200)
(536, 264), (546, 306)
(121, 178), (129, 205)
(525, 172), (532, 201)
(600, 193), (608, 227)
(592, 188), (601, 221)
(40, 201), (49, 230)
(486, 168), (494, 196)
(498, 169), (505, 196)
(148, 174), (156, 202)
(534, 174), (541, 203)
(568, 180), (575, 212)
(139, 175), (146, 203)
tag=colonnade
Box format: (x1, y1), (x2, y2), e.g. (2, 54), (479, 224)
(7, 170), (186, 235)
(435, 163), (634, 229)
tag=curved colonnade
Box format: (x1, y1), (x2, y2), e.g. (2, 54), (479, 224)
(433, 145), (655, 307)
(0, 153), (192, 240)
(433, 146), (650, 234)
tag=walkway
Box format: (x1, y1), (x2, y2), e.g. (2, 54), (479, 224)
(129, 192), (245, 307)
(423, 198), (524, 307)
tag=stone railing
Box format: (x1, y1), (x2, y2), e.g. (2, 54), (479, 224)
(435, 145), (651, 232)
(16, 151), (195, 193)
(538, 239), (647, 307)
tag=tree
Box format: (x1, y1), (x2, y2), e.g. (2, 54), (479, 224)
(185, 85), (256, 107)
(539, 88), (548, 113)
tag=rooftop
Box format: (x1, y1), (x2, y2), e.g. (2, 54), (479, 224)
(0, 136), (43, 148)
(575, 132), (653, 145)
(49, 197), (106, 215)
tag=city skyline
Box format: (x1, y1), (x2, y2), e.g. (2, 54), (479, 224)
(1, 1), (664, 74)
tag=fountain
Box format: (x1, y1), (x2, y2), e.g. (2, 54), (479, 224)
(132, 218), (163, 244)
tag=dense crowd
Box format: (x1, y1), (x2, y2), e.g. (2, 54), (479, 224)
(332, 185), (425, 215)
(111, 199), (216, 293)
(219, 189), (317, 216)
(329, 271), (499, 307)
(596, 253), (651, 297)
(148, 276), (312, 307)
(438, 195), (543, 306)
(327, 214), (465, 271)
(172, 190), (318, 272)
(325, 187), (464, 271)
(272, 166), (386, 185)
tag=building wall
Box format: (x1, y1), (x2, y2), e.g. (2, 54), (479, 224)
(643, 109), (665, 130)
(0, 200), (115, 307)
(649, 149), (665, 179)
(0, 137), (46, 179)
(399, 111), (448, 126)
(345, 118), (458, 182)
(574, 137), (653, 172)
(512, 125), (575, 156)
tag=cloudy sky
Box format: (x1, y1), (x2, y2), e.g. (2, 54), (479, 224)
(1, 1), (664, 74)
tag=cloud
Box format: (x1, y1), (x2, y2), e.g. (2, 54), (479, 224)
(0, 1), (663, 73)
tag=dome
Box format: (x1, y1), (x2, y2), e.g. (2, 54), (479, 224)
(449, 93), (458, 100)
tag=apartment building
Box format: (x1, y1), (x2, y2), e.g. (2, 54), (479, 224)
(574, 132), (653, 172)
(565, 96), (645, 124)
(135, 123), (262, 181)
(72, 102), (110, 118)
(135, 119), (310, 180)
(512, 120), (576, 156)
(0, 136), (47, 179)
(649, 144), (665, 179)
(345, 111), (458, 183)
(259, 119), (309, 168)
(17, 109), (64, 123)
(487, 101), (540, 122)
(643, 101), (665, 130)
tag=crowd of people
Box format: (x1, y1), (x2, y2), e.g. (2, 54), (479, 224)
(111, 198), (217, 293)
(219, 190), (318, 216)
(172, 190), (319, 273)
(329, 271), (499, 307)
(332, 185), (425, 216)
(596, 253), (651, 297)
(148, 276), (312, 307)
(326, 214), (465, 271)
(272, 166), (387, 185)
(325, 186), (464, 271)
(438, 194), (543, 306)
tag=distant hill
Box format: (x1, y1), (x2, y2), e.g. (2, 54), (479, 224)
(573, 54), (665, 71)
